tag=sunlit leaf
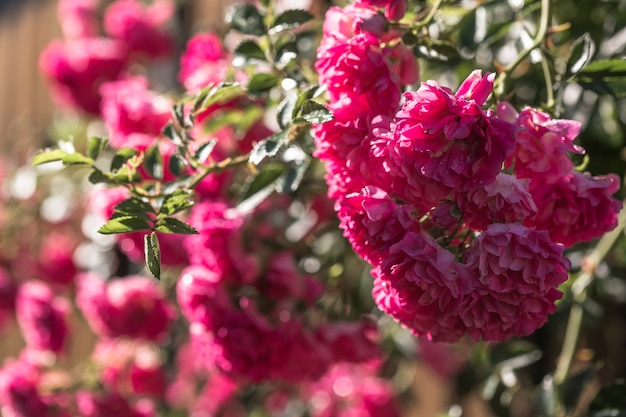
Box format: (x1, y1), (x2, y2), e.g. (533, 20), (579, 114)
(249, 130), (288, 165)
(87, 136), (108, 160)
(98, 215), (152, 234)
(155, 217), (198, 234)
(31, 149), (69, 166)
(144, 232), (161, 280)
(235, 39), (266, 61)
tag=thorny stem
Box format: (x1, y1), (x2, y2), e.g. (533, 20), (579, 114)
(494, 0), (552, 98)
(553, 206), (626, 413)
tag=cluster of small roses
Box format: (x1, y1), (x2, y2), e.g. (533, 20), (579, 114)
(314, 2), (622, 342)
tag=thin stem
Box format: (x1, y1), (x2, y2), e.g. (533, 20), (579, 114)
(495, 0), (552, 98)
(540, 52), (555, 109)
(416, 0), (443, 29)
(553, 207), (626, 408)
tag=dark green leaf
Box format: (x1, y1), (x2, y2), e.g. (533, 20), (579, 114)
(160, 191), (195, 217)
(249, 130), (288, 165)
(113, 197), (156, 216)
(31, 149), (69, 166)
(234, 39), (266, 61)
(60, 152), (94, 166)
(242, 164), (285, 200)
(270, 9), (313, 32)
(590, 381), (626, 412)
(195, 83), (242, 113)
(576, 59), (626, 98)
(247, 73), (279, 95)
(98, 215), (152, 234)
(162, 123), (183, 145)
(87, 136), (108, 160)
(144, 232), (161, 280)
(293, 84), (323, 116)
(171, 103), (187, 128)
(195, 139), (218, 164)
(276, 92), (298, 129)
(275, 41), (298, 67)
(169, 152), (187, 177)
(144, 144), (164, 180)
(155, 217), (198, 234)
(227, 3), (265, 36)
(111, 148), (139, 171)
(294, 100), (333, 124)
(88, 168), (113, 184)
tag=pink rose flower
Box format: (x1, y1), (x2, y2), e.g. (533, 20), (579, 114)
(0, 358), (50, 417)
(176, 264), (232, 328)
(16, 281), (71, 354)
(316, 33), (401, 116)
(76, 391), (155, 417)
(337, 186), (418, 264)
(355, 0), (406, 21)
(57, 0), (99, 39)
(36, 232), (78, 286)
(461, 223), (570, 341)
(100, 76), (172, 149)
(39, 38), (128, 114)
(372, 232), (471, 342)
(315, 319), (381, 364)
(179, 33), (231, 92)
(0, 267), (17, 330)
(527, 172), (622, 247)
(389, 71), (517, 208)
(76, 273), (176, 341)
(457, 173), (537, 230)
(498, 102), (584, 181)
(104, 0), (175, 58)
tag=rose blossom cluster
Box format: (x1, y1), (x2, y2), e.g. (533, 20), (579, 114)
(315, 2), (622, 342)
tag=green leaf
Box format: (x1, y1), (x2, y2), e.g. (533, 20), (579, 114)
(113, 197), (156, 220)
(31, 148), (69, 166)
(98, 215), (152, 234)
(88, 168), (113, 184)
(87, 136), (108, 160)
(195, 139), (218, 164)
(247, 73), (279, 95)
(160, 191), (195, 217)
(293, 84), (323, 116)
(162, 123), (183, 145)
(276, 92), (298, 129)
(234, 39), (266, 61)
(144, 144), (164, 180)
(576, 59), (626, 98)
(249, 130), (288, 165)
(270, 9), (313, 32)
(168, 152), (187, 177)
(590, 381), (626, 412)
(111, 148), (139, 171)
(294, 100), (334, 124)
(195, 83), (242, 113)
(144, 232), (161, 280)
(172, 102), (191, 128)
(242, 163), (285, 200)
(278, 158), (309, 193)
(61, 153), (94, 166)
(155, 217), (199, 234)
(567, 33), (595, 77)
(227, 3), (265, 36)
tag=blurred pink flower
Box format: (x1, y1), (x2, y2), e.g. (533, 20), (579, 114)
(179, 33), (231, 92)
(104, 0), (175, 58)
(16, 281), (71, 354)
(57, 0), (100, 39)
(76, 390), (155, 417)
(0, 358), (50, 417)
(39, 38), (128, 114)
(76, 273), (176, 341)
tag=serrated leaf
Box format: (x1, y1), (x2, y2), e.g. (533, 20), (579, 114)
(111, 148), (139, 171)
(31, 149), (69, 166)
(234, 39), (266, 61)
(144, 144), (164, 180)
(160, 191), (195, 217)
(88, 168), (113, 184)
(61, 153), (94, 166)
(155, 217), (199, 234)
(98, 215), (152, 234)
(227, 3), (265, 36)
(247, 73), (279, 95)
(87, 136), (108, 160)
(249, 130), (288, 165)
(294, 100), (333, 124)
(270, 9), (313, 31)
(195, 83), (242, 113)
(293, 84), (321, 116)
(171, 103), (186, 128)
(144, 232), (161, 280)
(113, 197), (156, 217)
(195, 139), (218, 164)
(277, 92), (298, 129)
(242, 164), (285, 200)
